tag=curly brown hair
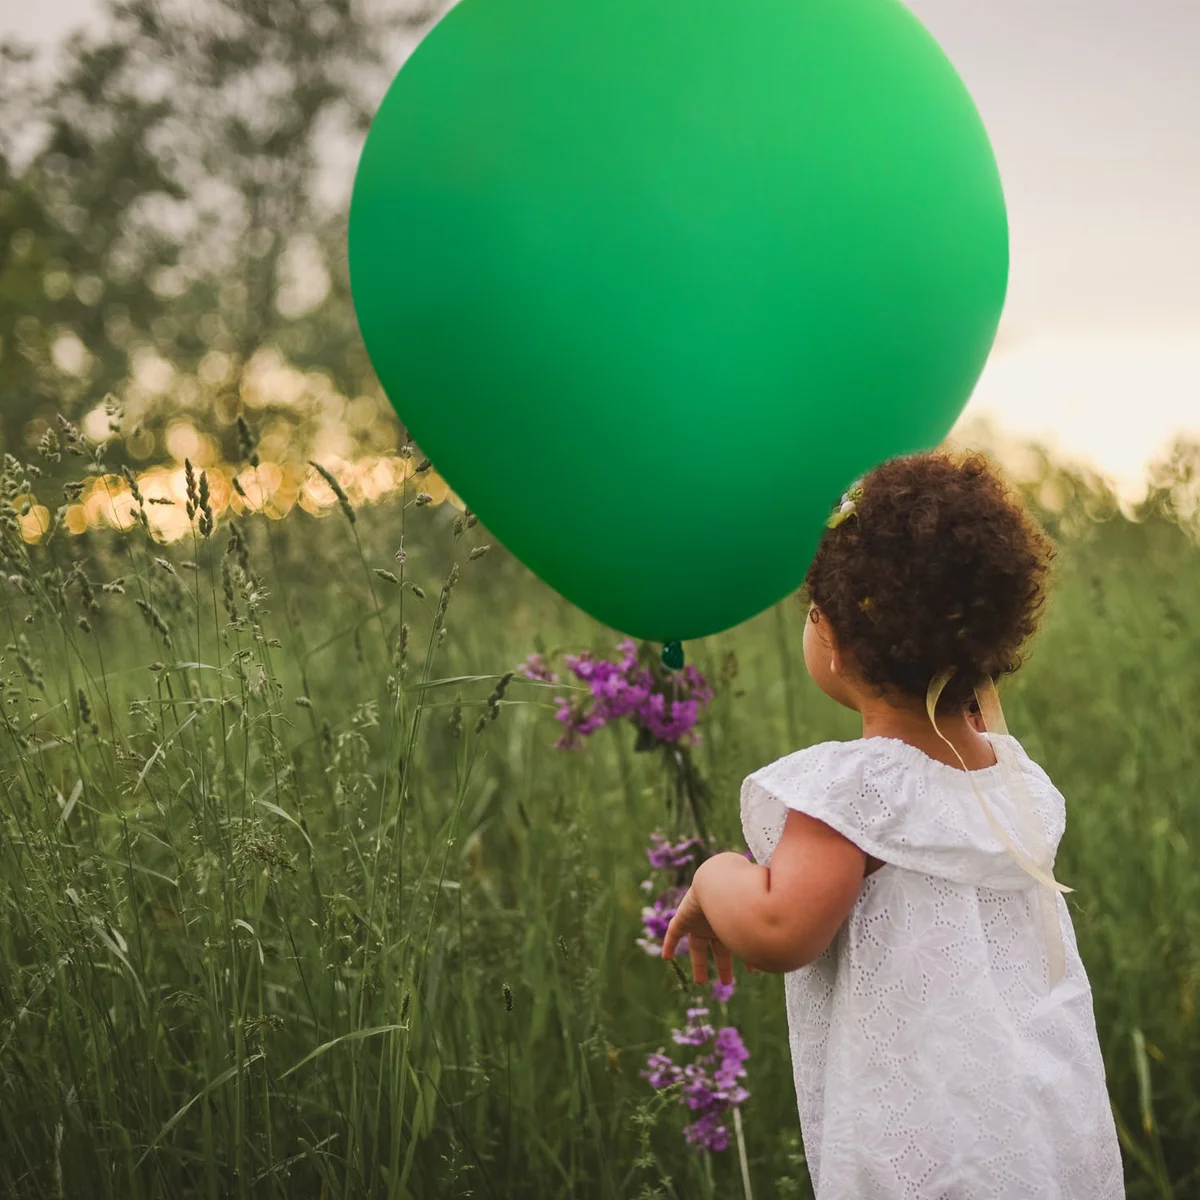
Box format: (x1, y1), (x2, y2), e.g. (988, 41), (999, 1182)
(805, 452), (1054, 711)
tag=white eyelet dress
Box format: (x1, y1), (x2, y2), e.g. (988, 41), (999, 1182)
(740, 735), (1124, 1200)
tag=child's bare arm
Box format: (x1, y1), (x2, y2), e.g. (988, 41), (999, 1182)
(664, 812), (865, 976)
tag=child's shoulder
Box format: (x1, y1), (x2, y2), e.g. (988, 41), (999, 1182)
(748, 734), (1055, 792)
(742, 739), (910, 824)
(741, 735), (1066, 882)
(746, 736), (917, 788)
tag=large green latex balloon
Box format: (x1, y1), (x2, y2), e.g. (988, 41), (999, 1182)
(350, 0), (1008, 642)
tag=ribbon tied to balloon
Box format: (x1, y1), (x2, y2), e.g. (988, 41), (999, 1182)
(349, 0), (1009, 647)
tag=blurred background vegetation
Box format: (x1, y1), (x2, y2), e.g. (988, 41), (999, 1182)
(0, 0), (451, 479)
(3, 0), (1198, 535)
(2, 3), (1200, 1198)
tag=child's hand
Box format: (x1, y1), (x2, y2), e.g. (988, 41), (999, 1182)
(662, 886), (734, 986)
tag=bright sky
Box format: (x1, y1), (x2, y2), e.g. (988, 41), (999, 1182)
(6, 0), (1200, 497)
(907, 0), (1200, 497)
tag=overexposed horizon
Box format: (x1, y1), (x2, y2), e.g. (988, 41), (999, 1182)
(910, 0), (1200, 499)
(5, 0), (1199, 499)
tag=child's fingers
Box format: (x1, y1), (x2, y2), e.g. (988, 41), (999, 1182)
(712, 940), (734, 986)
(661, 890), (693, 962)
(661, 924), (678, 961)
(661, 908), (684, 960)
(689, 936), (709, 984)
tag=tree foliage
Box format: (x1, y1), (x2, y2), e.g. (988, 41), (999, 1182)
(1, 0), (446, 466)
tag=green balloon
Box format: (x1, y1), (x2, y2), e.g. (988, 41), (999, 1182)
(350, 0), (1007, 642)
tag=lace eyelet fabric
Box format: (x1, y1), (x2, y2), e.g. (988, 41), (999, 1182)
(741, 736), (1124, 1199)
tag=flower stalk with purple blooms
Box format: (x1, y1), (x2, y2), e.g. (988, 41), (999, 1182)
(642, 1005), (751, 1157)
(637, 829), (754, 1194)
(637, 832), (708, 960)
(521, 639), (716, 839)
(519, 640), (752, 1192)
(522, 638), (714, 751)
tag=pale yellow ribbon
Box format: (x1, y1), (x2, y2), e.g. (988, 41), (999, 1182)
(926, 671), (1070, 991)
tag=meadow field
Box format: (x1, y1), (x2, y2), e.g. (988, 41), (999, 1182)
(0, 440), (1198, 1199)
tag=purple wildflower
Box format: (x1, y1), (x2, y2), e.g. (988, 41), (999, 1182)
(639, 692), (702, 744)
(643, 1005), (751, 1154)
(685, 1111), (731, 1152)
(637, 837), (750, 1154)
(544, 639), (714, 749)
(519, 653), (559, 683)
(672, 1007), (716, 1046)
(713, 1026), (750, 1075)
(616, 638), (639, 673)
(646, 832), (706, 871)
(710, 978), (736, 1003)
(643, 1051), (682, 1090)
(551, 695), (608, 750)
(680, 664), (714, 707)
(637, 831), (714, 955)
(637, 889), (685, 957)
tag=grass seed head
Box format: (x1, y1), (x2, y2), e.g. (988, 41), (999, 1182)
(435, 565), (459, 626)
(221, 558), (242, 622)
(119, 466), (142, 506)
(232, 819), (296, 878)
(56, 414), (84, 456)
(236, 415), (260, 467)
(73, 567), (100, 613)
(197, 472), (213, 537)
(38, 427), (62, 463)
(308, 460), (356, 525)
(135, 599), (172, 646)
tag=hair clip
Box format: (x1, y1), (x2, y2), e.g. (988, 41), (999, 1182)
(826, 482), (864, 529)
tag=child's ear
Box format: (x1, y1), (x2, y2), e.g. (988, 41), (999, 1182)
(821, 615), (844, 675)
(830, 648), (843, 677)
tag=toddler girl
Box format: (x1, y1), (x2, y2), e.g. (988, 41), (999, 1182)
(663, 452), (1123, 1198)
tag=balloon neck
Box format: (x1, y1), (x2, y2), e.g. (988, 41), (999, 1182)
(661, 641), (684, 671)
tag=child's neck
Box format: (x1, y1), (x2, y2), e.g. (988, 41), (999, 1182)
(858, 700), (997, 773)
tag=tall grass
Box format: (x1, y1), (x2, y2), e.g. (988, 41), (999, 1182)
(0, 444), (1197, 1198)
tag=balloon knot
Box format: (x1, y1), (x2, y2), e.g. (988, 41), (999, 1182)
(661, 642), (684, 671)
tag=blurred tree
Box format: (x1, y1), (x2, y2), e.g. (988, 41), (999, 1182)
(0, 0), (445, 468)
(1140, 438), (1200, 534)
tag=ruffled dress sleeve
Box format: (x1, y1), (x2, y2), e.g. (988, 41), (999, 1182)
(740, 738), (1065, 890)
